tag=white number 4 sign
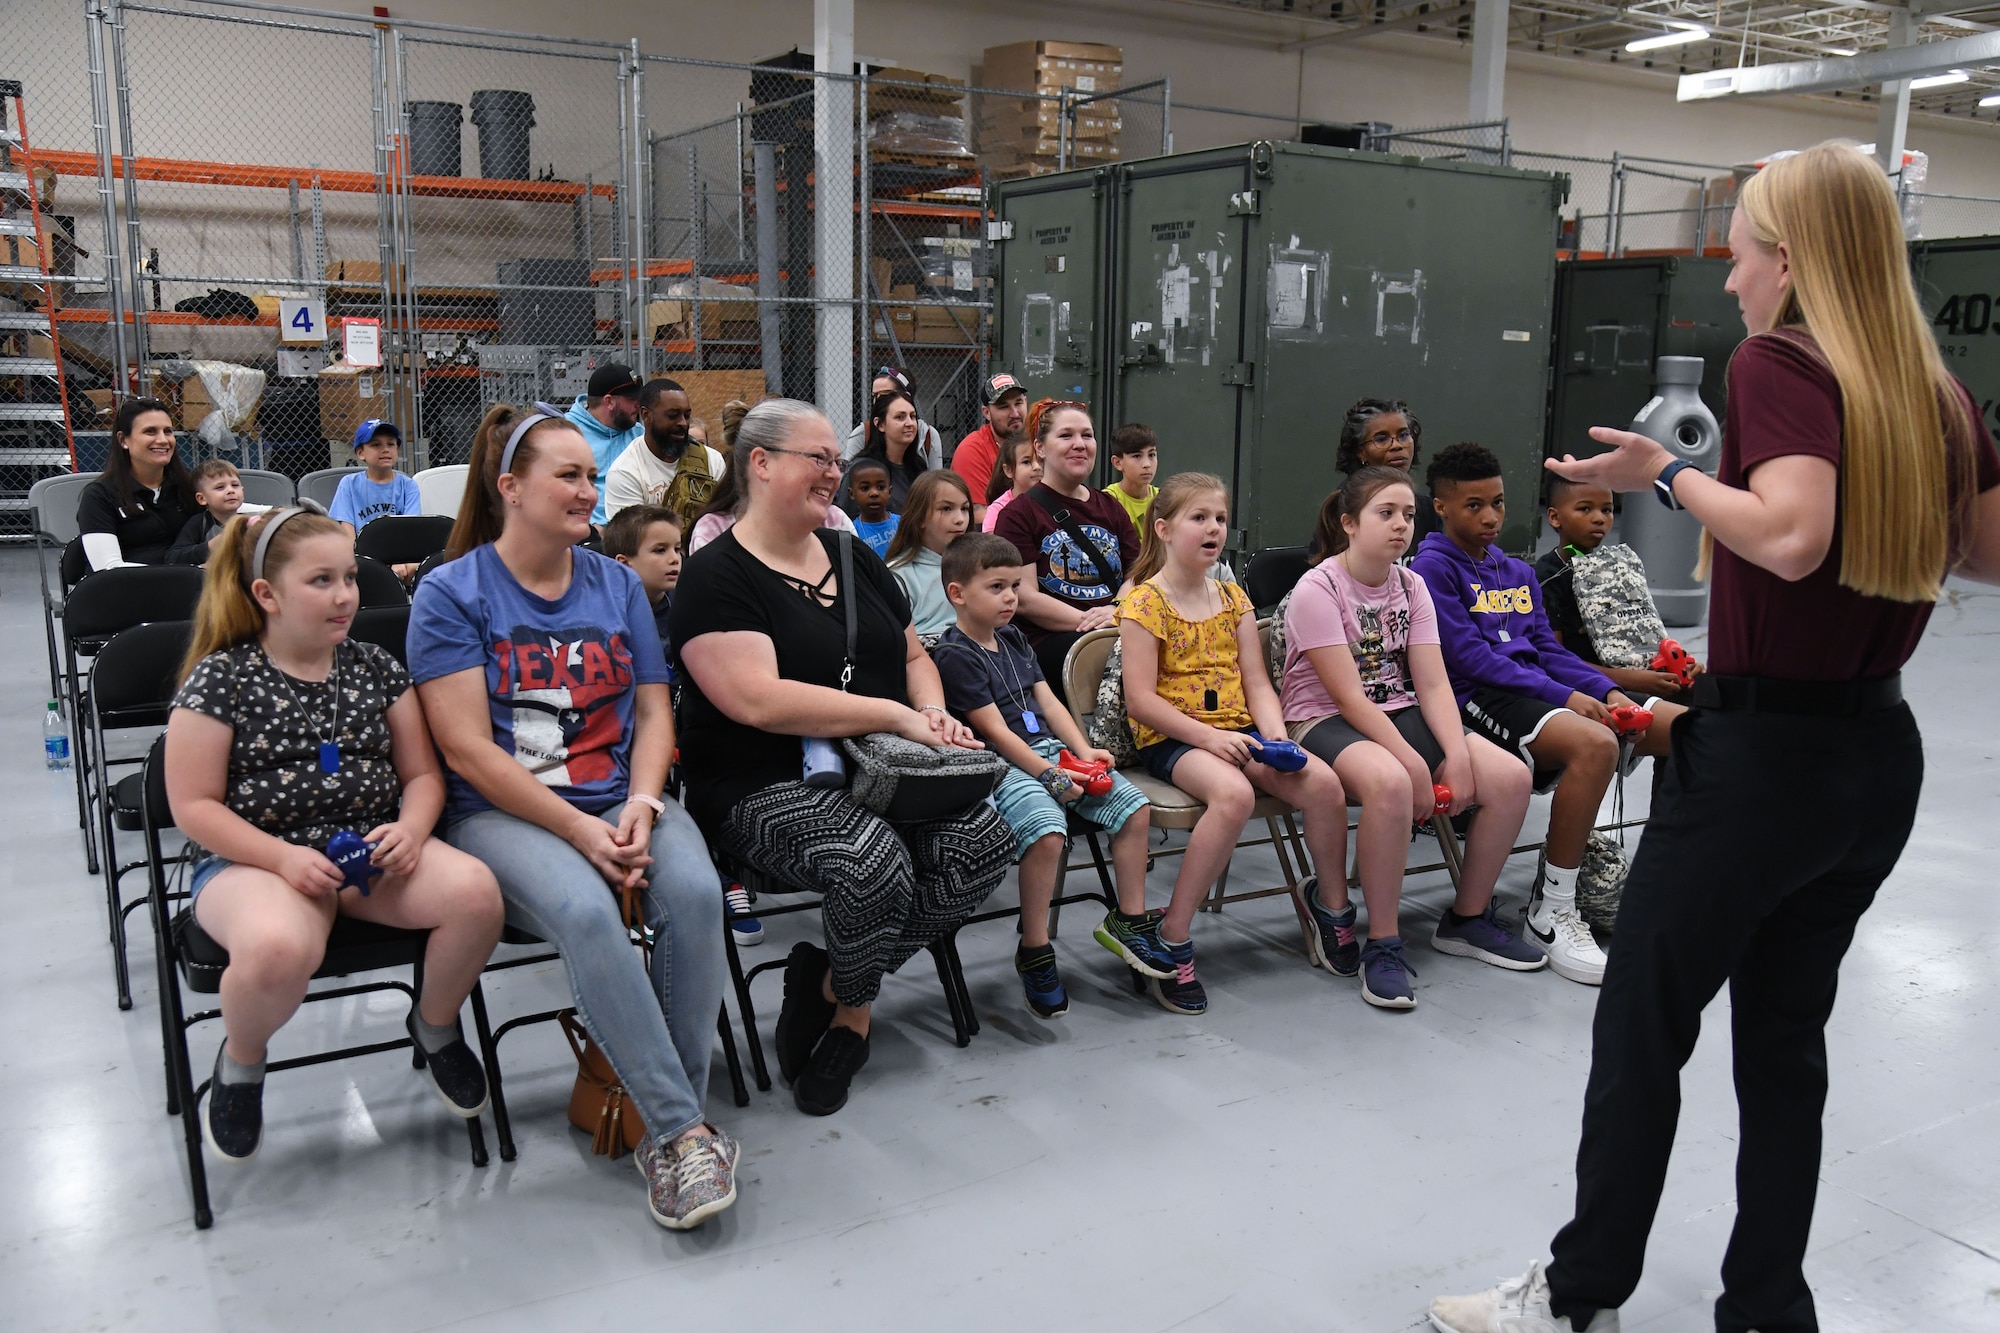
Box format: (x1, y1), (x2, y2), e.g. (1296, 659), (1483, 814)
(278, 296), (327, 345)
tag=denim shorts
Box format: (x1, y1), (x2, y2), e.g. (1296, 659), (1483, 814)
(989, 736), (1148, 859)
(1135, 726), (1260, 784)
(186, 854), (233, 903)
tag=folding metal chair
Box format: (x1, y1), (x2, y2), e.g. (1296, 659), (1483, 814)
(29, 471), (99, 700)
(354, 515), (454, 567)
(353, 555), (410, 608)
(139, 738), (502, 1229)
(236, 468), (295, 508)
(296, 466), (362, 511)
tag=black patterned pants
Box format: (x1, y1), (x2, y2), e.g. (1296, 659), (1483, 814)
(719, 781), (1014, 1007)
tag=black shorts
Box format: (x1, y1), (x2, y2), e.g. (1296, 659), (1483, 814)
(1460, 686), (1568, 767)
(1291, 706), (1447, 774)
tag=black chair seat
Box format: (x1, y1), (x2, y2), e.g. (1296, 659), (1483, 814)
(1245, 545), (1313, 610)
(172, 905), (429, 994)
(113, 772), (147, 831)
(355, 515), (455, 567)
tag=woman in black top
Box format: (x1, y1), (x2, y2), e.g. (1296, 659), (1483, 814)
(835, 388), (931, 517)
(674, 398), (1011, 1118)
(77, 397), (199, 570)
(1331, 397), (1440, 546)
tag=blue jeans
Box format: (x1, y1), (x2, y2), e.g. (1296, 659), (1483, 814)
(447, 801), (723, 1142)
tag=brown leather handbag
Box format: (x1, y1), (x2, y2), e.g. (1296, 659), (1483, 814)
(559, 877), (650, 1158)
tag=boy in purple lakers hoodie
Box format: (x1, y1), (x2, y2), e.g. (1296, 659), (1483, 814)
(1411, 443), (1682, 986)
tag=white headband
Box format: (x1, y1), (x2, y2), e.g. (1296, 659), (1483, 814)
(250, 499), (330, 582)
(500, 402), (564, 476)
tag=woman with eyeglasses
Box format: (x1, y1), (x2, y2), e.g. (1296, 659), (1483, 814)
(1330, 397), (1439, 547)
(407, 404), (739, 1232)
(672, 399), (1013, 1117)
(993, 399), (1144, 699)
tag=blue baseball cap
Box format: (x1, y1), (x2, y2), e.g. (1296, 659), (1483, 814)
(352, 418), (402, 448)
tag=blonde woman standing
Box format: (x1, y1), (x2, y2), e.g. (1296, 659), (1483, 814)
(1431, 144), (2000, 1333)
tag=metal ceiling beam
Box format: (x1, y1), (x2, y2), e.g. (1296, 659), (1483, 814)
(1280, 2), (1475, 47)
(1677, 26), (2000, 98)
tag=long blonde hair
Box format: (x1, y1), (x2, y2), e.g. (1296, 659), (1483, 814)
(1127, 471), (1227, 588)
(1736, 142), (1976, 603)
(180, 508), (347, 681)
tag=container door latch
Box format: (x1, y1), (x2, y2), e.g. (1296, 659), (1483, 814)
(1223, 361), (1255, 387)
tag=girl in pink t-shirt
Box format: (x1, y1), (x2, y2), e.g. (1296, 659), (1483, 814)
(1279, 467), (1540, 1009)
(980, 436), (1040, 533)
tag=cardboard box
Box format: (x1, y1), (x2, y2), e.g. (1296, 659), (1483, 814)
(676, 369), (768, 428)
(82, 388), (117, 426)
(982, 40), (1122, 95)
(145, 369), (217, 430)
(866, 68), (966, 116)
(978, 98), (1121, 142)
(317, 362), (413, 443)
(913, 304), (982, 342)
(648, 297), (760, 342)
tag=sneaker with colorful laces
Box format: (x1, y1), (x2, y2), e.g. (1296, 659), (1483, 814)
(1293, 875), (1360, 977)
(1092, 908), (1176, 979)
(1431, 902), (1548, 972)
(1015, 944), (1069, 1019)
(1360, 935), (1418, 1009)
(670, 1128), (740, 1229)
(1149, 935), (1208, 1016)
(723, 882), (764, 946)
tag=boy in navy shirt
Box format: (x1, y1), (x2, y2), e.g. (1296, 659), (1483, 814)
(932, 533), (1162, 1019)
(602, 503), (682, 669)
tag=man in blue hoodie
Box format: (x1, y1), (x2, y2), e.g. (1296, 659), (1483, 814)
(565, 360), (644, 525)
(1411, 442), (1682, 987)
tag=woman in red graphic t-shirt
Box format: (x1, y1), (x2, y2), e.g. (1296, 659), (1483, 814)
(1432, 143), (2000, 1333)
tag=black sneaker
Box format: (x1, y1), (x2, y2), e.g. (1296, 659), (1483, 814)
(793, 1025), (870, 1116)
(407, 1010), (490, 1118)
(775, 942), (836, 1086)
(1015, 944), (1069, 1019)
(202, 1042), (264, 1163)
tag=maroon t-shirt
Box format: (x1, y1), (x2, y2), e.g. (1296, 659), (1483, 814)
(1708, 330), (2000, 680)
(993, 482), (1141, 645)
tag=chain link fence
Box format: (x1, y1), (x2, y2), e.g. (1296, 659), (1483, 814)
(15, 0), (2000, 521)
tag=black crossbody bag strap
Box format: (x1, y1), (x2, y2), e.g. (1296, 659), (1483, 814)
(1025, 486), (1112, 589)
(838, 531), (857, 692)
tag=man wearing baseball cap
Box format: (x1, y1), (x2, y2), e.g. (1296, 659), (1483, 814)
(564, 360), (645, 524)
(951, 371), (1029, 521)
(841, 364), (943, 470)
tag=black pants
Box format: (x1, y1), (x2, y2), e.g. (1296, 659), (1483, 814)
(1032, 630), (1082, 709)
(1547, 702), (1923, 1333)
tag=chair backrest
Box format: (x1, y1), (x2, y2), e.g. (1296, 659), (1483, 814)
(348, 605), (410, 667)
(353, 555), (410, 608)
(413, 464), (470, 517)
(1062, 628), (1120, 729)
(297, 466), (361, 510)
(1244, 545), (1313, 611)
(29, 472), (100, 546)
(143, 733), (173, 833)
(91, 620), (194, 722)
(63, 566), (207, 642)
(354, 514), (454, 566)
(237, 469), (297, 508)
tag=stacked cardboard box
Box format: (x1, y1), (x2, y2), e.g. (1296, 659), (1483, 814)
(978, 40), (1123, 179)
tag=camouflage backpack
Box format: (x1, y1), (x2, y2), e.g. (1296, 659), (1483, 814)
(1087, 637), (1142, 769)
(1264, 586), (1295, 693)
(1569, 542), (1668, 670)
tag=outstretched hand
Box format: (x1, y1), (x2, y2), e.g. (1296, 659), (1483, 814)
(1546, 428), (1675, 494)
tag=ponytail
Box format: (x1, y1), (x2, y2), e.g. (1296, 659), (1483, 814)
(1126, 472), (1227, 589)
(446, 402), (576, 560)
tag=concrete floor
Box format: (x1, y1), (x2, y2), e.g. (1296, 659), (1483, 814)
(2, 545), (1996, 1332)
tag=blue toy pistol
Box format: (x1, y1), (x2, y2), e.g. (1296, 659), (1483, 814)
(326, 830), (383, 895)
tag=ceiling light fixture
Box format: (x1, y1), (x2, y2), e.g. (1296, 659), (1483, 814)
(1909, 70), (1971, 89)
(1626, 24), (1709, 52)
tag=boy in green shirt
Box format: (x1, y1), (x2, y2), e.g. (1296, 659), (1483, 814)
(1103, 422), (1158, 531)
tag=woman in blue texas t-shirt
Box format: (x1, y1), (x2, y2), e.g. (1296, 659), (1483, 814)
(406, 404), (739, 1231)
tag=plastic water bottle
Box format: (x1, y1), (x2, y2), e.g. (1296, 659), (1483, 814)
(43, 700), (71, 771)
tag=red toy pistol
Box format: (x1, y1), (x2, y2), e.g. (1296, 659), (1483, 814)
(1651, 638), (1696, 686)
(1057, 749), (1115, 797)
(1433, 784), (1453, 814)
(1607, 704), (1653, 736)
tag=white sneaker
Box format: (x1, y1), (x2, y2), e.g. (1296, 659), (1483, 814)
(1525, 892), (1608, 986)
(1429, 1261), (1620, 1333)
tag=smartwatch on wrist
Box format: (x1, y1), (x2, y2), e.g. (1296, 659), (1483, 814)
(1654, 459), (1695, 510)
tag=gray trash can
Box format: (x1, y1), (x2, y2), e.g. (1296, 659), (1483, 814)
(404, 101), (462, 177)
(470, 90), (535, 181)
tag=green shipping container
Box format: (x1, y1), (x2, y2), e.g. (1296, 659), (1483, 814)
(995, 140), (1568, 553)
(1546, 257), (1744, 474)
(1912, 235), (2000, 445)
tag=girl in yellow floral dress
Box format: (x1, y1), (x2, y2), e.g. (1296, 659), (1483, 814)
(1119, 473), (1349, 1014)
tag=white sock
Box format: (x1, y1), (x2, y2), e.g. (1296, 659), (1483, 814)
(1541, 861), (1580, 906)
